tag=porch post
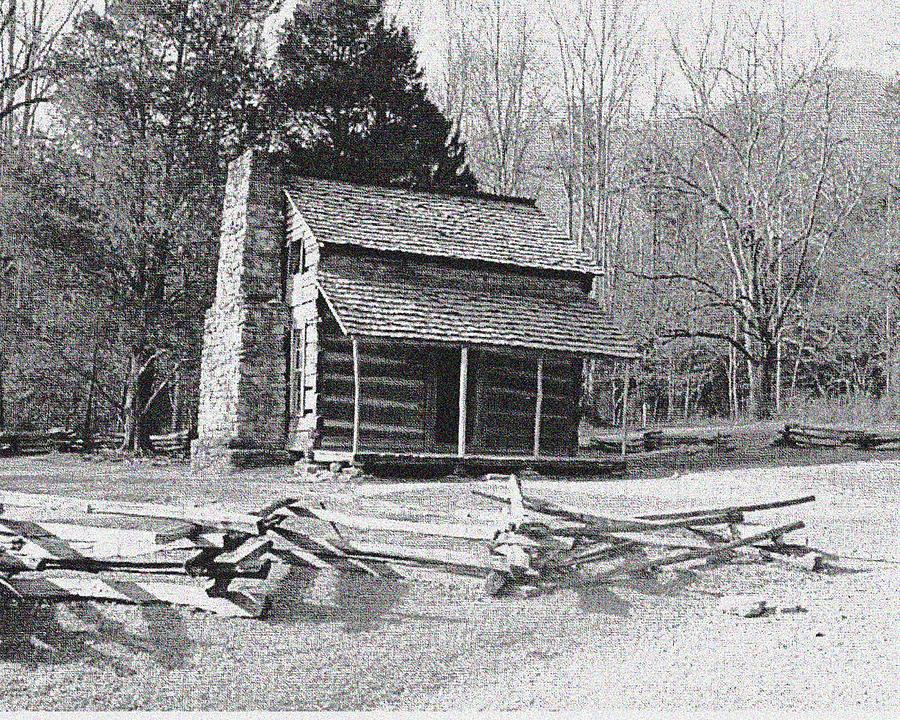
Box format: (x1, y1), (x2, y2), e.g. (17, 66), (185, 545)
(533, 356), (544, 458)
(458, 346), (468, 457)
(352, 337), (361, 457)
(621, 360), (631, 458)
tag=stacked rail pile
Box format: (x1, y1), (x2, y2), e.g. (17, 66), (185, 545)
(93, 430), (191, 457)
(590, 429), (736, 456)
(779, 424), (900, 451)
(0, 429), (190, 457)
(642, 429), (735, 453)
(0, 429), (84, 457)
(1, 479), (828, 622)
(469, 477), (823, 594)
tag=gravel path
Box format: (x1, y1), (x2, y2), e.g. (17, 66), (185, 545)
(0, 455), (897, 711)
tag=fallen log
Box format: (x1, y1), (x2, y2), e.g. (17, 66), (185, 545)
(635, 495), (816, 521)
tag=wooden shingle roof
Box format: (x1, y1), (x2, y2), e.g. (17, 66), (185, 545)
(286, 177), (597, 274)
(317, 256), (639, 359)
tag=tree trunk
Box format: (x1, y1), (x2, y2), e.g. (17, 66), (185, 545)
(121, 347), (154, 453)
(667, 355), (675, 422)
(752, 348), (778, 420)
(886, 304), (898, 401)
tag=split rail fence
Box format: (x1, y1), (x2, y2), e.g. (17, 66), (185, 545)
(1, 477), (828, 622)
(778, 425), (900, 450)
(0, 429), (190, 458)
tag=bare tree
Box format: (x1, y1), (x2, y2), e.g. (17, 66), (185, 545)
(436, 0), (475, 133)
(0, 0), (83, 144)
(640, 8), (866, 418)
(437, 0), (548, 196)
(545, 0), (645, 305)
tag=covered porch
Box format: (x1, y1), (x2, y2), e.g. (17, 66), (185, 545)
(292, 250), (640, 468)
(312, 335), (585, 459)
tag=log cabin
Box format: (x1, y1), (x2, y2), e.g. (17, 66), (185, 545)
(192, 151), (638, 473)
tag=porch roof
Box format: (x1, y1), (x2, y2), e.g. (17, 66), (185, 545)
(316, 259), (640, 360)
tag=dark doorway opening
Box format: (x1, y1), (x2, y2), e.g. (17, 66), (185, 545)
(428, 348), (461, 446)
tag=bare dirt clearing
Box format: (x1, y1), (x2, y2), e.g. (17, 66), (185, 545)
(0, 454), (898, 711)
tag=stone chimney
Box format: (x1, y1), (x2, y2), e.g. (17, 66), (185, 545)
(191, 150), (291, 471)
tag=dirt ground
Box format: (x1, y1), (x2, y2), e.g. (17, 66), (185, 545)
(0, 452), (898, 712)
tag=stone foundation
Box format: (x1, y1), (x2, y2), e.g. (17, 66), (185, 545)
(190, 439), (293, 473)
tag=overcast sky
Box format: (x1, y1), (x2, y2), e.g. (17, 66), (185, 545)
(71, 1), (896, 77)
(649, 0), (897, 73)
(403, 0), (897, 74)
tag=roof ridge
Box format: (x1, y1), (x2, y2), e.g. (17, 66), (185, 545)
(286, 174), (539, 208)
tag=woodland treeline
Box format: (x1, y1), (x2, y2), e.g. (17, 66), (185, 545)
(0, 0), (897, 450)
(419, 0), (898, 423)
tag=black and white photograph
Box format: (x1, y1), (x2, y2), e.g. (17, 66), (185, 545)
(0, 0), (896, 715)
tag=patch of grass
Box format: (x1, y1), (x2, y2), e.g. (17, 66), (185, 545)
(780, 394), (899, 429)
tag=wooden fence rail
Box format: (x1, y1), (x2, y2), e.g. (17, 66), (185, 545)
(779, 424), (900, 451)
(0, 429), (190, 458)
(589, 429), (736, 455)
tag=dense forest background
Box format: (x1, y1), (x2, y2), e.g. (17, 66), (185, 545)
(0, 0), (897, 449)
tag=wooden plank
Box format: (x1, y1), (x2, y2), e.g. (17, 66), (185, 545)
(471, 488), (740, 532)
(319, 373), (421, 390)
(325, 354), (408, 371)
(0, 492), (263, 536)
(1, 520), (191, 560)
(588, 531), (711, 551)
(0, 520), (89, 562)
(534, 358), (543, 458)
(310, 449), (353, 464)
(287, 503), (507, 542)
(320, 396), (420, 412)
(7, 577), (264, 618)
(269, 526), (399, 578)
(271, 530), (494, 575)
(591, 521), (806, 582)
(344, 540), (491, 573)
(323, 420), (424, 437)
(458, 346), (469, 457)
(352, 337), (361, 456)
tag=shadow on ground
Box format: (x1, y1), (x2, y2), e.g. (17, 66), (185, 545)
(0, 600), (193, 675)
(263, 566), (463, 631)
(574, 567), (701, 617)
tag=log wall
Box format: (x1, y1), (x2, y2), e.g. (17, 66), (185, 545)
(304, 317), (582, 455)
(315, 319), (428, 451)
(470, 350), (580, 454)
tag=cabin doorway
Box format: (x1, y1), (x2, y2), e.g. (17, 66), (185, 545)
(426, 348), (461, 448)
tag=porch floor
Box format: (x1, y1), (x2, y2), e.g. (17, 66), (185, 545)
(310, 449), (627, 479)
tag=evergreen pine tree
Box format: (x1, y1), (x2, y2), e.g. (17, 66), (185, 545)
(270, 0), (476, 192)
